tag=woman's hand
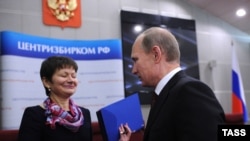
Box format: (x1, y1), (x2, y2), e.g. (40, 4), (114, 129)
(118, 123), (132, 141)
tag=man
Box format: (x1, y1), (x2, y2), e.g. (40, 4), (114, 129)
(119, 27), (225, 141)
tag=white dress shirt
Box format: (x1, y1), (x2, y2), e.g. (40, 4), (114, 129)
(154, 67), (182, 95)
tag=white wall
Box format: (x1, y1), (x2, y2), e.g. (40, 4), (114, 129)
(0, 0), (250, 125)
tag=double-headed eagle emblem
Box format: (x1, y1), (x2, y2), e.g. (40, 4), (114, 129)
(47, 0), (77, 21)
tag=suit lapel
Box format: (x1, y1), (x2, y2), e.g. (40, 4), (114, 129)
(144, 71), (186, 137)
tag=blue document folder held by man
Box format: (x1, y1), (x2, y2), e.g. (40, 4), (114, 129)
(96, 93), (144, 141)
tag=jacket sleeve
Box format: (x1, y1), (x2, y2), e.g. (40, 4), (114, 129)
(18, 107), (44, 141)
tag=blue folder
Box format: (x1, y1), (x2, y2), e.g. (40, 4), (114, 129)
(96, 93), (144, 141)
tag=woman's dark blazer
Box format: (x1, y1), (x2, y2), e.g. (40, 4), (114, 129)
(143, 70), (225, 141)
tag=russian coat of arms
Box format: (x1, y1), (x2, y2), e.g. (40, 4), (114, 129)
(42, 0), (81, 28)
(47, 0), (77, 21)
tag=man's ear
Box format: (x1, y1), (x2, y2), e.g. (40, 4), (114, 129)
(152, 46), (161, 63)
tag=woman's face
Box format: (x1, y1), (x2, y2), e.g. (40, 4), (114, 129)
(46, 66), (78, 98)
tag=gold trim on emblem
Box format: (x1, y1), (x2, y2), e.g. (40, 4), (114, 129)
(47, 0), (77, 21)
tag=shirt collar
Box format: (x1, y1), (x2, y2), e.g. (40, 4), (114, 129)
(155, 67), (182, 95)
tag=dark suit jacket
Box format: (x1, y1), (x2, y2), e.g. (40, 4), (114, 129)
(143, 71), (225, 141)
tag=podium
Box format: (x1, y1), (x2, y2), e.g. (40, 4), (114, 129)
(96, 93), (144, 141)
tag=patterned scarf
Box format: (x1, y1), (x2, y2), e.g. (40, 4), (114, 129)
(43, 98), (84, 132)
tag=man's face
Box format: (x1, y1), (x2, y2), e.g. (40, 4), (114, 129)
(131, 38), (155, 87)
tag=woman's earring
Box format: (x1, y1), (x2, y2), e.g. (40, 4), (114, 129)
(48, 88), (51, 91)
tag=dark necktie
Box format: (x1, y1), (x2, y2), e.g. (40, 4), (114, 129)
(151, 91), (158, 107)
(147, 92), (159, 124)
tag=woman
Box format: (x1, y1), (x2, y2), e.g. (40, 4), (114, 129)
(18, 56), (92, 141)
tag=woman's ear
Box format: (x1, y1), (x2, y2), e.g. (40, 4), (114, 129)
(41, 77), (50, 88)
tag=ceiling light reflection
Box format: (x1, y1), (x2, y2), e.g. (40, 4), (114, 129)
(134, 25), (142, 33)
(236, 8), (246, 17)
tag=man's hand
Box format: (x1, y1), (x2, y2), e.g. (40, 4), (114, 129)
(119, 123), (132, 141)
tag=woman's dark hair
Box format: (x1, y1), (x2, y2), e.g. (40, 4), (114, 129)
(40, 56), (78, 96)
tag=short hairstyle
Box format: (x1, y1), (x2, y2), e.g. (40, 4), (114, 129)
(140, 27), (180, 62)
(40, 56), (78, 96)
